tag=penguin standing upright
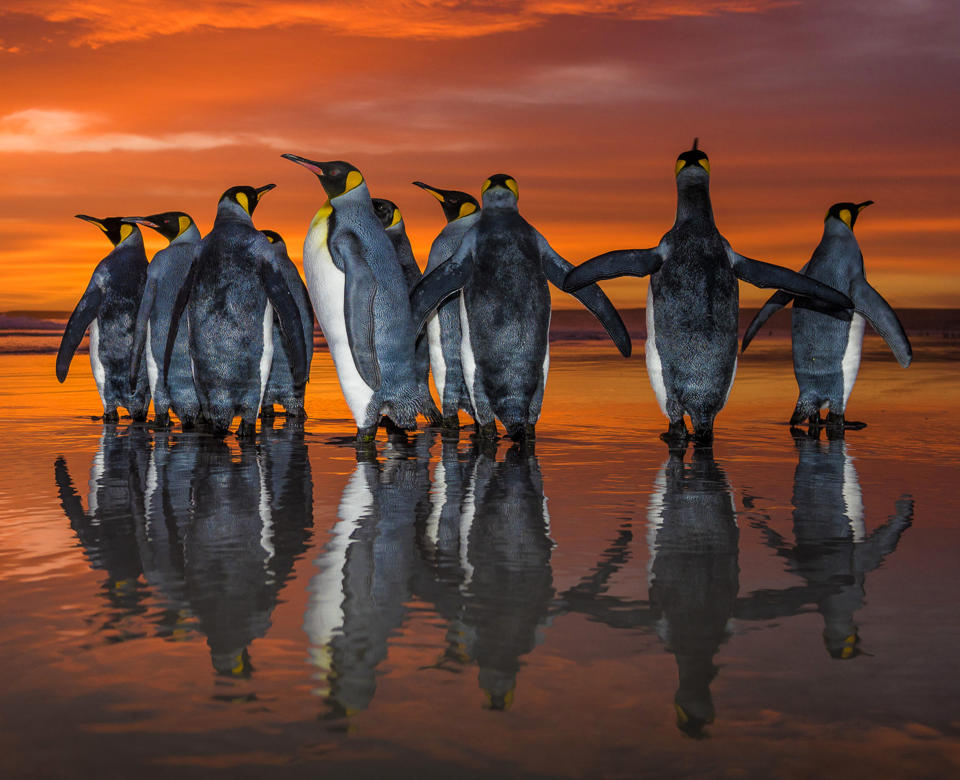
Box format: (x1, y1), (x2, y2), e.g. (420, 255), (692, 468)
(163, 185), (308, 438)
(410, 174), (631, 442)
(563, 140), (854, 443)
(127, 211), (202, 429)
(371, 197), (442, 425)
(282, 155), (422, 442)
(57, 215), (150, 422)
(258, 229), (315, 420)
(741, 201), (912, 428)
(412, 181), (481, 428)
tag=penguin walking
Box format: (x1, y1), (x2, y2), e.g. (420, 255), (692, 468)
(162, 185), (308, 438)
(563, 140), (854, 443)
(282, 155), (422, 443)
(410, 174), (631, 442)
(371, 197), (442, 426)
(412, 181), (481, 428)
(741, 201), (912, 428)
(57, 215), (150, 422)
(127, 211), (202, 429)
(258, 229), (315, 420)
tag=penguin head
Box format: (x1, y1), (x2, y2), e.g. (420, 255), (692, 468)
(282, 154), (365, 199)
(412, 181), (479, 223)
(75, 214), (139, 247)
(123, 212), (197, 243)
(480, 174), (519, 209)
(371, 198), (404, 231)
(211, 647), (253, 678)
(824, 629), (862, 660)
(825, 201), (873, 230)
(259, 229), (287, 250)
(219, 184), (275, 219)
(675, 138), (710, 179)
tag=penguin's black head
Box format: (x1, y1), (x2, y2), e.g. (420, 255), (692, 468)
(825, 201), (873, 230)
(75, 214), (138, 247)
(412, 181), (479, 223)
(675, 138), (710, 178)
(480, 174), (519, 208)
(124, 212), (196, 242)
(220, 184), (275, 217)
(282, 154), (365, 199)
(371, 198), (403, 230)
(260, 229), (286, 248)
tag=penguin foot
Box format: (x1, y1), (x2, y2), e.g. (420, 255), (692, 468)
(660, 419), (688, 446)
(102, 409), (120, 424)
(236, 420), (257, 439)
(477, 422), (498, 441)
(356, 425), (378, 444)
(131, 412), (149, 423)
(260, 404), (277, 420)
(152, 412), (172, 429)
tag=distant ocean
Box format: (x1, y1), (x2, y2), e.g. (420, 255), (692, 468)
(2, 308), (958, 355)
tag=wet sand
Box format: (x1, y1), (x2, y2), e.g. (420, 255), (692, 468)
(0, 336), (958, 779)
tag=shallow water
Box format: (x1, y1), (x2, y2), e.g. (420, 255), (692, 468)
(1, 339), (958, 779)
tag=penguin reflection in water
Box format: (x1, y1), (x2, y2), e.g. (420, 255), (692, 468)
(751, 428), (913, 660)
(410, 174), (632, 442)
(57, 215), (150, 422)
(127, 212), (203, 429)
(564, 141), (854, 444)
(163, 185), (309, 438)
(742, 201), (912, 430)
(283, 155), (422, 443)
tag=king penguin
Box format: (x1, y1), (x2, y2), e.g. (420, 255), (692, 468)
(371, 196), (442, 426)
(258, 229), (315, 420)
(163, 185), (308, 438)
(127, 211), (202, 429)
(563, 140), (854, 443)
(282, 154), (422, 443)
(409, 174), (632, 442)
(412, 181), (481, 428)
(57, 215), (150, 422)
(741, 201), (912, 428)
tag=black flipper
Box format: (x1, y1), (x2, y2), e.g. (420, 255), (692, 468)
(163, 260), (197, 384)
(850, 276), (913, 367)
(129, 277), (156, 390)
(562, 248), (663, 292)
(409, 248), (473, 335)
(728, 250), (854, 309)
(741, 290), (793, 353)
(261, 257), (310, 387)
(538, 235), (632, 357)
(54, 456), (86, 523)
(335, 232), (381, 390)
(57, 284), (102, 382)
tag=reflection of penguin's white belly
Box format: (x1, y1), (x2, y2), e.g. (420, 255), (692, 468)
(841, 313), (865, 410)
(258, 302), (274, 410)
(427, 314), (446, 404)
(89, 318), (107, 407)
(303, 223), (374, 424)
(145, 321), (158, 398)
(459, 296), (478, 412)
(645, 287), (668, 415)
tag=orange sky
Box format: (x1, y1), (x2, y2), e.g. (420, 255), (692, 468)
(1, 0), (957, 311)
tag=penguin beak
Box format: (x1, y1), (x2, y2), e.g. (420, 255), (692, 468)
(75, 214), (105, 227)
(122, 217), (159, 229)
(412, 181), (445, 202)
(255, 183), (276, 197)
(282, 153), (327, 178)
(857, 200), (874, 211)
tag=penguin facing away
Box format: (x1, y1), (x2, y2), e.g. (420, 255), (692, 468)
(163, 185), (308, 438)
(127, 211), (203, 429)
(563, 139), (854, 443)
(258, 229), (315, 420)
(57, 215), (150, 422)
(409, 174), (632, 442)
(741, 201), (912, 428)
(371, 197), (443, 426)
(412, 180), (481, 428)
(282, 154), (422, 443)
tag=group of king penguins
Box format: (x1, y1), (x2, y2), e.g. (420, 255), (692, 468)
(56, 139), (913, 445)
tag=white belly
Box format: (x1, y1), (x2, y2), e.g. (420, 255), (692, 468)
(145, 320), (158, 398)
(841, 445), (865, 542)
(303, 220), (375, 425)
(459, 296), (478, 413)
(258, 302), (274, 410)
(645, 286), (668, 416)
(427, 314), (446, 404)
(89, 318), (106, 408)
(841, 313), (865, 410)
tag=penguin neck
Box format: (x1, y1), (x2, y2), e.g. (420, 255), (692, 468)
(115, 228), (144, 251)
(331, 182), (371, 213)
(823, 218), (855, 240)
(674, 177), (714, 227)
(214, 200), (254, 227)
(171, 224), (202, 245)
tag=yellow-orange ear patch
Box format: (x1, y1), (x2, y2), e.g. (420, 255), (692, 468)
(459, 202), (477, 219)
(236, 192), (250, 214)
